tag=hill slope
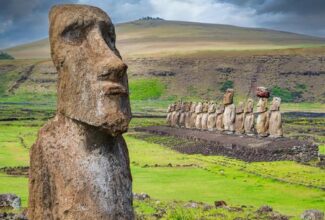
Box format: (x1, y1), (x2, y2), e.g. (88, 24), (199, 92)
(5, 19), (325, 59)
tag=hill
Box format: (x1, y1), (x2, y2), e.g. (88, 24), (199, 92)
(1, 19), (325, 104)
(4, 19), (325, 59)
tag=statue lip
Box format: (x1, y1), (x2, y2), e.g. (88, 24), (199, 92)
(103, 84), (128, 96)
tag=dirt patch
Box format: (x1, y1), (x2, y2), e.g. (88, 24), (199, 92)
(0, 167), (29, 177)
(135, 126), (318, 162)
(7, 65), (35, 93)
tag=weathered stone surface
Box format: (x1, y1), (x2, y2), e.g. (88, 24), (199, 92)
(301, 210), (324, 220)
(195, 102), (203, 129)
(201, 102), (209, 130)
(190, 102), (197, 128)
(0, 194), (21, 210)
(223, 89), (235, 133)
(235, 102), (244, 134)
(179, 102), (186, 128)
(207, 103), (216, 131)
(29, 5), (134, 219)
(166, 104), (174, 126)
(215, 104), (224, 131)
(256, 97), (269, 137)
(171, 102), (181, 127)
(184, 102), (192, 128)
(244, 99), (254, 135)
(269, 97), (283, 138)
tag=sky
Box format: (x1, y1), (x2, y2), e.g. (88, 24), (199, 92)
(1, 0), (325, 49)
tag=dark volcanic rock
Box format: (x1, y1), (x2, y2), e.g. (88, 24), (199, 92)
(148, 70), (176, 76)
(135, 126), (318, 162)
(301, 210), (324, 220)
(0, 194), (21, 209)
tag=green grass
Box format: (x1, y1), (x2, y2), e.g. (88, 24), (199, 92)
(0, 173), (28, 207)
(127, 135), (325, 217)
(129, 78), (166, 100)
(320, 145), (325, 155)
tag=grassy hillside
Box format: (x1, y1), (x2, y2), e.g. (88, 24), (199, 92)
(5, 19), (325, 59)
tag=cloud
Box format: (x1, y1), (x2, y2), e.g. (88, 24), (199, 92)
(1, 0), (325, 49)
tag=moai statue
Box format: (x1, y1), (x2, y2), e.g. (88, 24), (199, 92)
(178, 102), (187, 128)
(269, 97), (283, 138)
(166, 104), (175, 126)
(201, 101), (209, 130)
(235, 101), (245, 134)
(256, 87), (270, 137)
(207, 102), (217, 131)
(171, 101), (181, 127)
(29, 5), (134, 219)
(244, 98), (255, 135)
(189, 102), (197, 128)
(184, 102), (192, 129)
(195, 102), (203, 129)
(215, 104), (225, 131)
(222, 89), (236, 134)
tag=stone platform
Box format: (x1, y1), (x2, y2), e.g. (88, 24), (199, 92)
(135, 126), (318, 162)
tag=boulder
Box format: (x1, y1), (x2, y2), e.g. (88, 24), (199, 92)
(301, 210), (324, 220)
(0, 194), (21, 209)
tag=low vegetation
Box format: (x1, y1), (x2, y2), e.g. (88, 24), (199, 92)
(0, 51), (14, 60)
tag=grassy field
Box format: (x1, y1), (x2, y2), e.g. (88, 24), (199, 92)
(0, 116), (324, 219)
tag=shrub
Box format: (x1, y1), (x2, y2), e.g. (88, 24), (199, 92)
(220, 80), (233, 92)
(0, 51), (14, 60)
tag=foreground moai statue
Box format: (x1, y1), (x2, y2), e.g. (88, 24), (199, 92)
(195, 102), (203, 129)
(223, 89), (236, 134)
(184, 102), (192, 128)
(207, 102), (217, 131)
(244, 98), (254, 135)
(235, 101), (245, 134)
(215, 104), (225, 131)
(166, 104), (175, 126)
(201, 101), (209, 130)
(269, 97), (283, 138)
(29, 5), (134, 219)
(189, 102), (197, 128)
(256, 87), (269, 137)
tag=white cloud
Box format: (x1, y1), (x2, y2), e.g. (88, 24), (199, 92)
(149, 0), (257, 27)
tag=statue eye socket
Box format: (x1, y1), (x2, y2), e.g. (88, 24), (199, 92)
(61, 26), (87, 45)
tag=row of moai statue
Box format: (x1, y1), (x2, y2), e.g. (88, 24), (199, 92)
(166, 87), (283, 138)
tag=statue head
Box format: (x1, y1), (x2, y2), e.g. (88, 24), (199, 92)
(216, 104), (225, 114)
(256, 97), (268, 113)
(208, 103), (216, 113)
(223, 89), (234, 105)
(49, 5), (131, 135)
(245, 98), (254, 113)
(185, 102), (191, 112)
(270, 97), (281, 111)
(190, 102), (197, 112)
(195, 102), (203, 113)
(236, 101), (244, 114)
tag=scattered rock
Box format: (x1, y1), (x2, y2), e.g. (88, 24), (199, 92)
(216, 67), (234, 74)
(0, 194), (21, 209)
(301, 210), (324, 220)
(133, 193), (150, 200)
(214, 200), (227, 208)
(184, 202), (199, 208)
(257, 205), (273, 213)
(148, 70), (176, 76)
